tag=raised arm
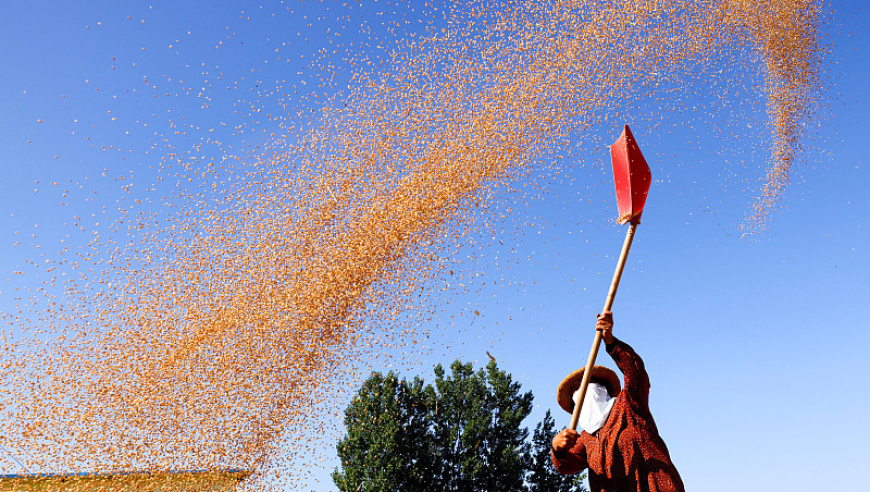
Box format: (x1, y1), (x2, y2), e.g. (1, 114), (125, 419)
(597, 311), (650, 407)
(606, 338), (650, 406)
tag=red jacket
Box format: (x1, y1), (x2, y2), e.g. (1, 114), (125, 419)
(551, 338), (685, 492)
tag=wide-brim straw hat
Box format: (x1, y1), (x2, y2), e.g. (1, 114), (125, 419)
(556, 366), (621, 414)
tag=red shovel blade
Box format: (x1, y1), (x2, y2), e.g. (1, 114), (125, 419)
(610, 125), (652, 225)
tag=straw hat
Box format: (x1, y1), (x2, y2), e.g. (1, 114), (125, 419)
(556, 366), (621, 414)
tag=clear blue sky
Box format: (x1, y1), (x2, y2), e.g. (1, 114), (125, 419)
(1, 1), (868, 490)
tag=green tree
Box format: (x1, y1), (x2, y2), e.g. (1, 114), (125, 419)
(331, 372), (432, 492)
(333, 359), (534, 492)
(524, 410), (588, 492)
(425, 360), (533, 492)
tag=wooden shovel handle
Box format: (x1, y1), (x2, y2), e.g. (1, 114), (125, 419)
(569, 222), (638, 430)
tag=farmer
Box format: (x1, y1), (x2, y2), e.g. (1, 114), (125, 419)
(551, 311), (685, 492)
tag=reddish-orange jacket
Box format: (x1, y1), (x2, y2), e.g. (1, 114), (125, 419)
(551, 338), (685, 492)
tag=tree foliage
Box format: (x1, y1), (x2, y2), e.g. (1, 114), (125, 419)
(334, 360), (587, 492)
(331, 371), (431, 492)
(333, 360), (533, 492)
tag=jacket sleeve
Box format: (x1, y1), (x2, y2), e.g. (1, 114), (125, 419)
(551, 440), (588, 475)
(606, 337), (650, 407)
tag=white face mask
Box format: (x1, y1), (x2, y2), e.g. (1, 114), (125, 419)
(573, 382), (615, 434)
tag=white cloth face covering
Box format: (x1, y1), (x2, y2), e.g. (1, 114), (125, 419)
(573, 382), (615, 434)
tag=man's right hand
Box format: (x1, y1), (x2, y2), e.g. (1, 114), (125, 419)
(596, 310), (614, 345)
(552, 428), (579, 453)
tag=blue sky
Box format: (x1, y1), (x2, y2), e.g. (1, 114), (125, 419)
(1, 1), (868, 490)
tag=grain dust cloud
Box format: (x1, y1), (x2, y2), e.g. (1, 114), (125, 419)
(0, 0), (824, 489)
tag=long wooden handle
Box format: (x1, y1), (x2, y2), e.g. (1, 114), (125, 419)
(569, 222), (638, 430)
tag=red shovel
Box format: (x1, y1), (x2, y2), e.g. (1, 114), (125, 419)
(569, 125), (651, 431)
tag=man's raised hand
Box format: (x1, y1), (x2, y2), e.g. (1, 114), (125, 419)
(596, 311), (614, 345)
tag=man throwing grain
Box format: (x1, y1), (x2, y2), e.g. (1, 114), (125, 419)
(551, 311), (685, 492)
